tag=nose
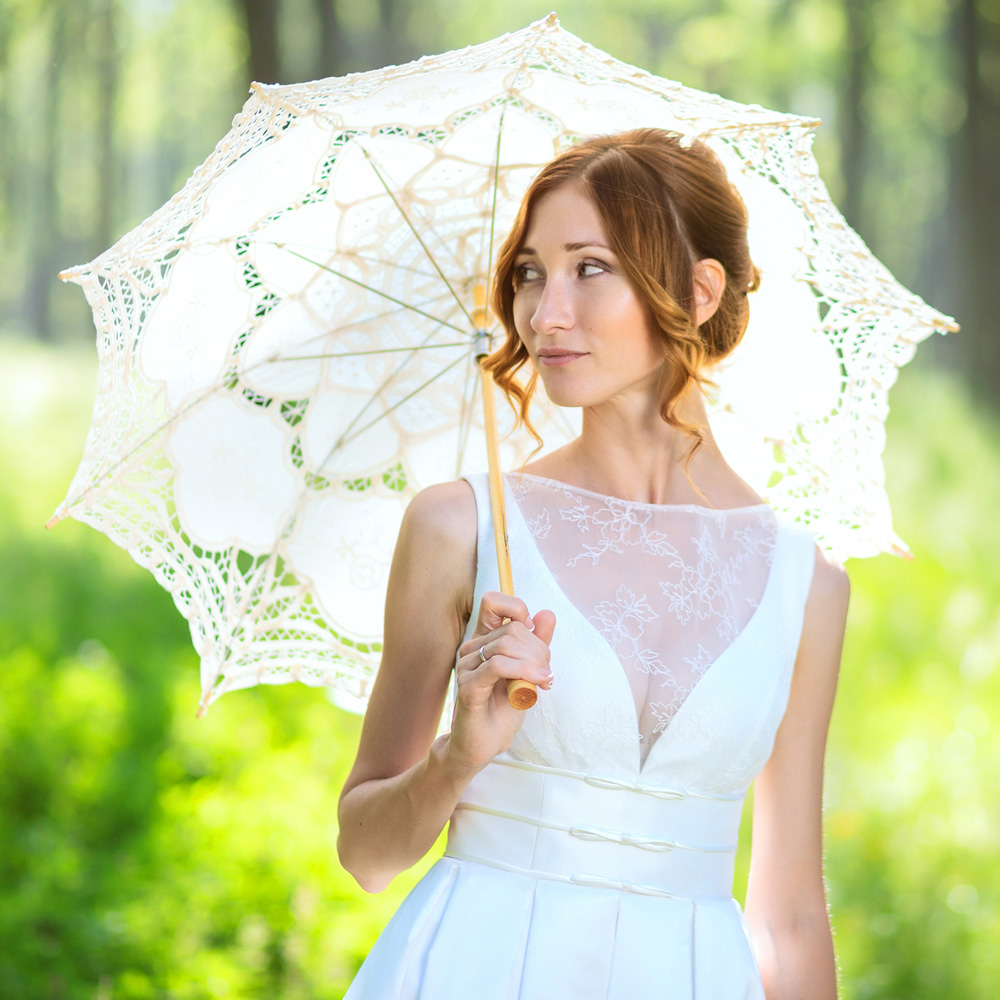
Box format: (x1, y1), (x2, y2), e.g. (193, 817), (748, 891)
(530, 274), (573, 336)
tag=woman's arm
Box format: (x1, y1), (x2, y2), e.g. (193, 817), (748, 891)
(744, 549), (850, 1000)
(336, 480), (555, 893)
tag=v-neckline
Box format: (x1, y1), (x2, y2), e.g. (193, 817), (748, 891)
(504, 477), (786, 775)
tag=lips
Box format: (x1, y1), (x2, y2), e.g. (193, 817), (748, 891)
(536, 348), (587, 367)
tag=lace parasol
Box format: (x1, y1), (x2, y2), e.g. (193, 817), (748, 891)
(53, 15), (956, 711)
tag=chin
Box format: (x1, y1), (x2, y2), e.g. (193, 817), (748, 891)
(537, 384), (596, 409)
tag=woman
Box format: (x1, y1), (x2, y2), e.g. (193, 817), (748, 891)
(338, 129), (849, 999)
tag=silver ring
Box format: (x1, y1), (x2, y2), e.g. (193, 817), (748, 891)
(479, 645), (487, 663)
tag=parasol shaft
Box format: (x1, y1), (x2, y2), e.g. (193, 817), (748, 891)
(477, 361), (537, 711)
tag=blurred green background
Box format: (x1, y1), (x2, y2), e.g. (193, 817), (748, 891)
(2, 1), (999, 997)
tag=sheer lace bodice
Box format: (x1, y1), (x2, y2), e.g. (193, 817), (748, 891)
(509, 474), (778, 763)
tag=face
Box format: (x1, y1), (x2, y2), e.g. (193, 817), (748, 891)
(511, 179), (663, 410)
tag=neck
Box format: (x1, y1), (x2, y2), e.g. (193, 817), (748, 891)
(523, 386), (760, 508)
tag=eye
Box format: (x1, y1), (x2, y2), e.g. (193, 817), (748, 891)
(578, 260), (607, 278)
(513, 262), (542, 287)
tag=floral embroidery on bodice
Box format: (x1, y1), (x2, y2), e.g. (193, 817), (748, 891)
(508, 474), (778, 764)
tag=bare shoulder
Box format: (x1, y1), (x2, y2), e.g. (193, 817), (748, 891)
(794, 545), (849, 691)
(805, 545), (850, 621)
(402, 479), (478, 547)
(392, 479), (478, 622)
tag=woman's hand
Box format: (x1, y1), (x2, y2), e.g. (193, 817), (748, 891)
(449, 592), (556, 776)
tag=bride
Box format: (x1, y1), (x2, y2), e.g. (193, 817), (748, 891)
(337, 128), (848, 1000)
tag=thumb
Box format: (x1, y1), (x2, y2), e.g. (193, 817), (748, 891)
(530, 608), (557, 646)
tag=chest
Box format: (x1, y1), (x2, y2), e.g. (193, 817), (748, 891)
(491, 475), (811, 791)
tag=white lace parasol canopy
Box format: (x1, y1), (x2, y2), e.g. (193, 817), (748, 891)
(54, 15), (956, 712)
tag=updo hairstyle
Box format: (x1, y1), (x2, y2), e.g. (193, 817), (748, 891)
(485, 128), (759, 455)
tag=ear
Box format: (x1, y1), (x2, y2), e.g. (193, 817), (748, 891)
(692, 258), (726, 327)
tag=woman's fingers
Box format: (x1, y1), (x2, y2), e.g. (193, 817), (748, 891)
(470, 591), (534, 637)
(457, 601), (556, 694)
(529, 608), (556, 647)
(452, 592), (558, 718)
(465, 628), (550, 681)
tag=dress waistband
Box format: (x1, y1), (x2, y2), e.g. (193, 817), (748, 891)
(445, 758), (746, 901)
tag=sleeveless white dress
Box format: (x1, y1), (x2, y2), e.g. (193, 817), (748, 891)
(344, 472), (817, 1000)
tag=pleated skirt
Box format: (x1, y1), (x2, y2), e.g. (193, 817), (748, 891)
(343, 856), (765, 999)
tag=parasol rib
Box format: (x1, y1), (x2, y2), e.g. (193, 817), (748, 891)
(360, 148), (479, 331)
(284, 249), (470, 335)
(263, 343), (469, 362)
(327, 352), (468, 455)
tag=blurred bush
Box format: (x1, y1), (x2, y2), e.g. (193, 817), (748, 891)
(0, 340), (996, 998)
(824, 367), (1000, 997)
(0, 341), (434, 999)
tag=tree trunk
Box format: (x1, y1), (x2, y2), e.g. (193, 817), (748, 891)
(0, 10), (11, 245)
(952, 0), (1000, 396)
(239, 0), (281, 85)
(838, 0), (874, 236)
(95, 0), (119, 255)
(314, 0), (350, 78)
(24, 3), (69, 341)
(375, 0), (411, 67)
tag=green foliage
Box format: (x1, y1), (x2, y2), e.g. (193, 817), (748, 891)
(0, 340), (435, 999)
(824, 367), (1000, 998)
(1, 341), (997, 997)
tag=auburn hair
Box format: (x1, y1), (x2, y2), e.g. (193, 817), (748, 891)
(484, 128), (759, 458)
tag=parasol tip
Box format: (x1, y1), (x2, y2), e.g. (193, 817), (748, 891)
(45, 507), (68, 530)
(545, 12), (559, 26)
(196, 687), (214, 718)
(890, 541), (914, 562)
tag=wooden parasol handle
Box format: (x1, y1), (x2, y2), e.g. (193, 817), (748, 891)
(477, 352), (537, 711)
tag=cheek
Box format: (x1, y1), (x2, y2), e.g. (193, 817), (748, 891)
(511, 292), (536, 339)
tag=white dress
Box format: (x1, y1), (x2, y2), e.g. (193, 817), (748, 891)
(344, 472), (817, 1000)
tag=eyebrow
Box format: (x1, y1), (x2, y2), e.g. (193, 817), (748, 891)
(515, 241), (614, 256)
